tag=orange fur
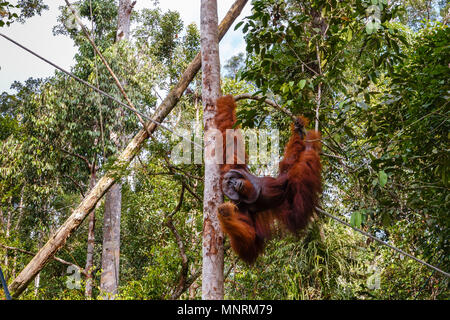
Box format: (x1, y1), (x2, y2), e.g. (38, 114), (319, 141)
(216, 95), (322, 263)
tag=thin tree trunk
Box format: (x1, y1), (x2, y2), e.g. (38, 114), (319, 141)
(8, 0), (247, 298)
(116, 0), (135, 42)
(315, 82), (321, 131)
(33, 267), (40, 297)
(11, 253), (16, 280)
(4, 206), (11, 270)
(315, 43), (322, 132)
(84, 0), (100, 299)
(14, 188), (25, 232)
(34, 232), (42, 297)
(100, 184), (121, 298)
(0, 244), (87, 274)
(84, 168), (97, 297)
(99, 0), (135, 299)
(201, 0), (224, 300)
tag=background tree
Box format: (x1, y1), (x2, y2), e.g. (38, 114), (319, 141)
(99, 0), (135, 299)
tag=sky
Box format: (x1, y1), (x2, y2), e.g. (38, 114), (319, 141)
(0, 0), (251, 93)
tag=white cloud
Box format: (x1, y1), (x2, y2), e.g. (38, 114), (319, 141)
(0, 0), (251, 93)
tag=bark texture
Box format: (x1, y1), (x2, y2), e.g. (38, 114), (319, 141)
(100, 183), (122, 298)
(84, 169), (96, 297)
(116, 0), (135, 42)
(201, 0), (224, 300)
(8, 0), (248, 298)
(99, 0), (135, 299)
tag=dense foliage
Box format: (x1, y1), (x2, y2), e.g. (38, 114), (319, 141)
(0, 0), (448, 299)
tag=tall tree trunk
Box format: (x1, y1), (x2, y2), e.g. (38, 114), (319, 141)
(99, 0), (135, 299)
(201, 0), (224, 300)
(100, 183), (121, 298)
(84, 168), (96, 297)
(8, 0), (247, 298)
(34, 232), (42, 297)
(100, 130), (124, 298)
(11, 253), (16, 280)
(4, 204), (12, 270)
(116, 0), (134, 42)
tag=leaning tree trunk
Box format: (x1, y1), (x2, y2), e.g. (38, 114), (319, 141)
(84, 168), (96, 297)
(7, 0), (247, 298)
(201, 0), (224, 300)
(99, 0), (135, 299)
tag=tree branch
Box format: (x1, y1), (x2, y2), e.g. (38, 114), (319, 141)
(0, 244), (87, 276)
(64, 0), (150, 135)
(165, 187), (189, 299)
(63, 174), (86, 197)
(234, 93), (296, 121)
(58, 147), (92, 170)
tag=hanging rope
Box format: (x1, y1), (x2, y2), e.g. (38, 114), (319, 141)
(0, 32), (202, 149)
(315, 206), (450, 278)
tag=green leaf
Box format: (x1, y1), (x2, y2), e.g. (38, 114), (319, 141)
(344, 126), (355, 139)
(299, 79), (306, 89)
(366, 22), (375, 34)
(234, 21), (244, 31)
(350, 211), (362, 228)
(291, 25), (302, 37)
(347, 29), (353, 42)
(378, 170), (388, 187)
(382, 212), (391, 227)
(254, 41), (260, 54)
